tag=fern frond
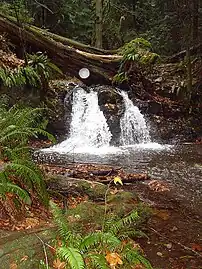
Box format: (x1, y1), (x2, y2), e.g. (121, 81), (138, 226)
(28, 128), (56, 143)
(50, 201), (74, 242)
(4, 159), (48, 205)
(57, 246), (85, 269)
(0, 173), (31, 204)
(118, 229), (148, 240)
(80, 232), (120, 252)
(109, 210), (139, 235)
(123, 245), (153, 269)
(87, 253), (109, 269)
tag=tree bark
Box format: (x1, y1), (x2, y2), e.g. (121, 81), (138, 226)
(192, 0), (199, 44)
(186, 46), (192, 104)
(95, 0), (103, 48)
(0, 14), (122, 84)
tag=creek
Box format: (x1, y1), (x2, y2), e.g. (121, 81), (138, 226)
(38, 86), (202, 215)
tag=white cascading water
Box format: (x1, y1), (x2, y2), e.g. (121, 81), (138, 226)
(49, 87), (112, 153)
(44, 87), (158, 154)
(120, 91), (151, 145)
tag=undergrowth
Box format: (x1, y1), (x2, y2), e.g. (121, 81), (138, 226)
(0, 103), (55, 208)
(114, 38), (160, 84)
(47, 179), (153, 269)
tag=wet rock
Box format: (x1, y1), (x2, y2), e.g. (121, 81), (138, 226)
(95, 85), (125, 145)
(46, 79), (84, 139)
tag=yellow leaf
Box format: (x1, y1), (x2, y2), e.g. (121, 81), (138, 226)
(106, 252), (123, 268)
(53, 258), (66, 269)
(113, 176), (123, 186)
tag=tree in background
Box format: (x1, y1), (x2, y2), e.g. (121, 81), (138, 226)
(0, 0), (201, 54)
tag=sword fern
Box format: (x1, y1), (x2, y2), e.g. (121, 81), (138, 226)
(0, 105), (55, 205)
(50, 202), (153, 269)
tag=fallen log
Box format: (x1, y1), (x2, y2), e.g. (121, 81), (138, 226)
(0, 14), (122, 84)
(46, 172), (150, 201)
(41, 163), (150, 184)
(46, 174), (107, 201)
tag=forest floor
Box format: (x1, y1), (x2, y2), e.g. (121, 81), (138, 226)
(0, 159), (201, 269)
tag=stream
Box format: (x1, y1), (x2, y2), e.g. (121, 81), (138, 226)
(37, 86), (202, 215)
(36, 143), (202, 216)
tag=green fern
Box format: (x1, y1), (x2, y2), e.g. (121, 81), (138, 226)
(0, 105), (55, 206)
(80, 232), (121, 252)
(0, 172), (31, 204)
(50, 200), (77, 244)
(0, 105), (55, 150)
(50, 202), (153, 269)
(0, 51), (62, 89)
(123, 245), (153, 269)
(87, 253), (109, 269)
(57, 247), (85, 269)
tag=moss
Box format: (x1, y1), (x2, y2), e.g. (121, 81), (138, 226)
(118, 38), (160, 65)
(78, 181), (107, 200)
(0, 229), (54, 269)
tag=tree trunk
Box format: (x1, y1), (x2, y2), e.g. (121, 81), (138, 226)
(0, 15), (122, 84)
(186, 46), (192, 104)
(95, 0), (103, 48)
(192, 0), (199, 44)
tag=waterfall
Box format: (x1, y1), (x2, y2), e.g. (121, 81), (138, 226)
(50, 87), (112, 153)
(46, 87), (152, 153)
(120, 91), (151, 145)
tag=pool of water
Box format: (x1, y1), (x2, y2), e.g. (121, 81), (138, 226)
(36, 143), (202, 214)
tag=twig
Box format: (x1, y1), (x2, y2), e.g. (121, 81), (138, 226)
(34, 0), (54, 14)
(35, 234), (49, 269)
(149, 227), (202, 258)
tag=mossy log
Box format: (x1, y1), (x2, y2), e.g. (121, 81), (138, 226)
(0, 14), (122, 84)
(46, 175), (107, 201)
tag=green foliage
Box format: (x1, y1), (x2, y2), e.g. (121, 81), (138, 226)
(0, 66), (40, 88)
(28, 52), (63, 80)
(0, 175), (31, 204)
(0, 52), (62, 89)
(113, 38), (160, 84)
(50, 201), (153, 269)
(0, 105), (55, 150)
(113, 72), (128, 83)
(119, 38), (160, 65)
(62, 0), (93, 43)
(58, 247), (85, 269)
(0, 1), (33, 23)
(0, 104), (55, 205)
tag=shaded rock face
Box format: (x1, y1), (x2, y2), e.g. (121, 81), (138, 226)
(95, 86), (124, 145)
(46, 80), (69, 139)
(46, 79), (85, 140)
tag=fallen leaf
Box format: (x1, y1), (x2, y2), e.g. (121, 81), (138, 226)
(157, 252), (163, 257)
(153, 209), (170, 220)
(148, 180), (170, 192)
(10, 263), (17, 269)
(53, 258), (66, 269)
(106, 252), (123, 269)
(191, 243), (202, 252)
(114, 176), (123, 186)
(133, 264), (146, 269)
(20, 255), (28, 262)
(165, 243), (172, 249)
